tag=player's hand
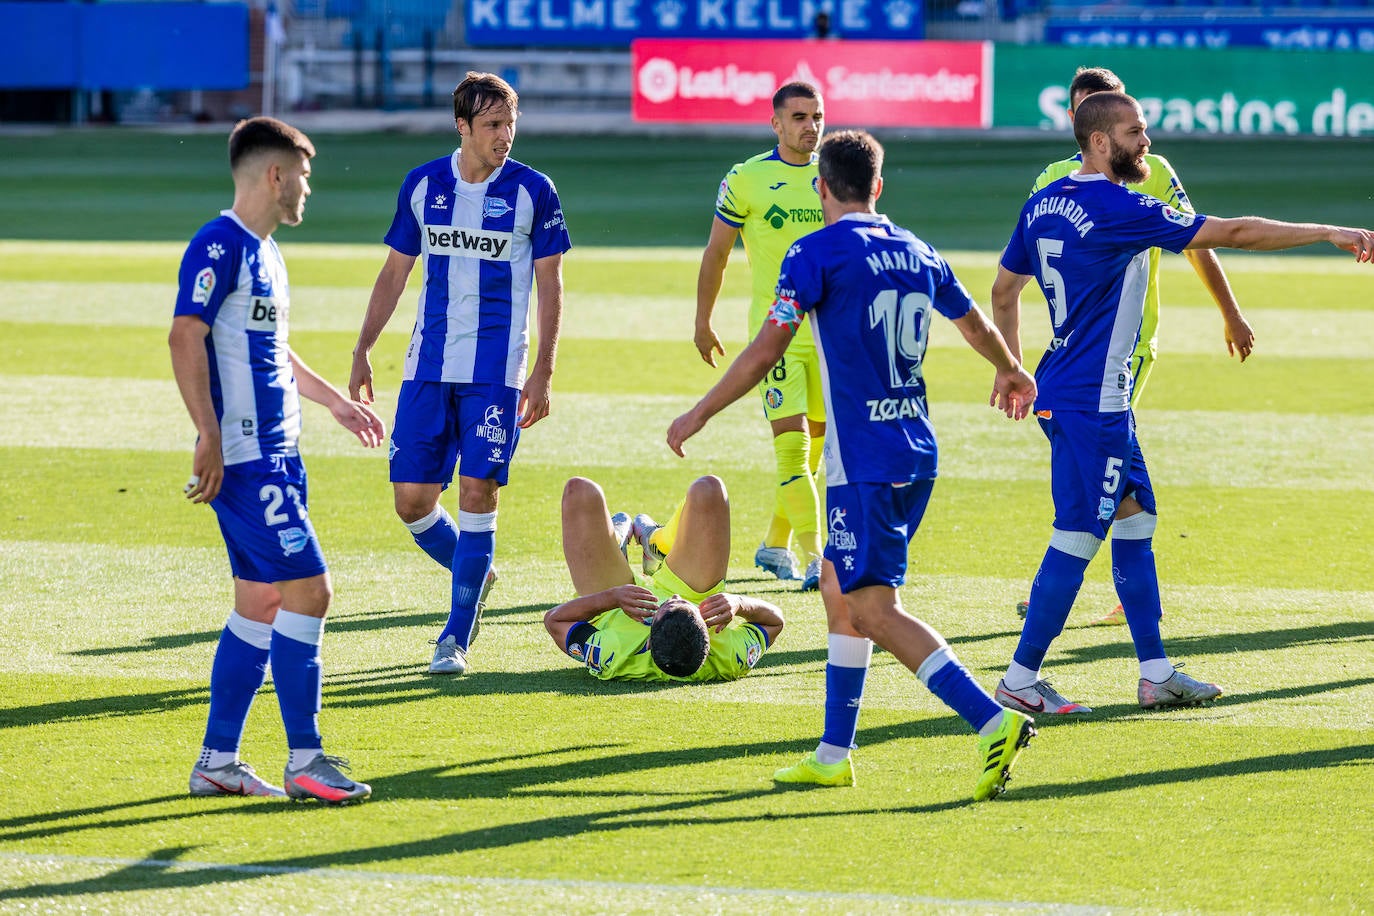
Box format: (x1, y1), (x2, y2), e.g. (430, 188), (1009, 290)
(694, 324), (726, 368)
(612, 584), (660, 622)
(331, 397), (386, 448)
(519, 367), (552, 428)
(1224, 312), (1255, 362)
(185, 435), (224, 504)
(1332, 226), (1374, 262)
(698, 593), (740, 632)
(666, 409), (704, 457)
(349, 351), (375, 404)
(990, 366), (1037, 420)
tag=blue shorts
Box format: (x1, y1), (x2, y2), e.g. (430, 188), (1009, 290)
(212, 454), (328, 584)
(1038, 408), (1155, 539)
(824, 480), (935, 593)
(390, 380), (522, 486)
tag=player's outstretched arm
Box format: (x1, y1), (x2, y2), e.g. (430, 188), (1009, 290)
(989, 265), (1030, 365)
(168, 315), (224, 504)
(520, 253), (565, 429)
(955, 302), (1037, 420)
(1189, 217), (1374, 261)
(668, 320), (793, 456)
(290, 349), (386, 448)
(350, 248), (416, 403)
(1182, 248), (1253, 361)
(543, 585), (660, 648)
(694, 219), (740, 367)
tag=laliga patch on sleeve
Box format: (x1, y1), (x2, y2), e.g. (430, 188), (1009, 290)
(191, 267), (216, 304)
(1161, 206), (1195, 227)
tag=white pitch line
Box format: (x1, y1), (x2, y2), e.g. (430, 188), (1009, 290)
(0, 851), (1108, 914)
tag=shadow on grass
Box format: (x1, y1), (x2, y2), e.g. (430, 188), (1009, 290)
(5, 740), (1372, 903)
(0, 720), (945, 847)
(0, 686), (208, 731)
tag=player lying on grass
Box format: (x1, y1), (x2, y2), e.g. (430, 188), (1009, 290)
(543, 476), (784, 682)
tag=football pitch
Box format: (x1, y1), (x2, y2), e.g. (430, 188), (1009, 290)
(1, 130), (1372, 913)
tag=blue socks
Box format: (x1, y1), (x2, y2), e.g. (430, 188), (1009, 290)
(270, 610), (324, 751)
(918, 646), (1003, 733)
(818, 634), (871, 761)
(1013, 540), (1095, 672)
(405, 505), (459, 570)
(439, 510), (497, 648)
(202, 612), (271, 753)
(1112, 513), (1167, 664)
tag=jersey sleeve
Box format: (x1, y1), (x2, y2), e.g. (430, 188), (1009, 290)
(931, 252), (976, 321)
(1115, 190), (1207, 254)
(174, 226), (239, 325)
(530, 177), (572, 260)
(999, 207), (1035, 277)
(382, 170), (424, 257)
(714, 165), (748, 228)
(772, 236), (824, 327)
(695, 622), (768, 681)
(582, 627), (626, 679)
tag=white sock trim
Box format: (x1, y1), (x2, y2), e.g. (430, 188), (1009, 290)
(273, 609), (325, 646)
(1049, 527), (1104, 560)
(827, 633), (873, 668)
(225, 610), (273, 650)
(1140, 657), (1175, 683)
(915, 644), (956, 687)
(815, 742), (851, 765)
(1113, 511), (1158, 540)
(458, 509), (498, 533)
(1003, 661), (1041, 691)
(403, 505), (450, 535)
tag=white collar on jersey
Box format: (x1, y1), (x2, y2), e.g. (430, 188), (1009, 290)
(836, 211), (888, 225)
(1066, 171), (1113, 183)
(221, 208), (270, 242)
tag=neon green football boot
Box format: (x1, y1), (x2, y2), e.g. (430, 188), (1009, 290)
(974, 710), (1036, 802)
(773, 752), (855, 787)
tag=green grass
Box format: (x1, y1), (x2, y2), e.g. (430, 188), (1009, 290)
(2, 130), (1373, 912)
(3, 130), (1373, 249)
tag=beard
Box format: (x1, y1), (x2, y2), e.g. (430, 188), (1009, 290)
(1109, 139), (1150, 185)
(277, 188), (305, 226)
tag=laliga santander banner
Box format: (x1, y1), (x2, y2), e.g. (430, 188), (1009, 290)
(632, 38), (991, 127)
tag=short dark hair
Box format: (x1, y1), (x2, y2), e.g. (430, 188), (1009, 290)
(648, 597), (709, 678)
(227, 117), (314, 172)
(1073, 91), (1138, 151)
(1069, 67), (1125, 110)
(818, 129), (882, 204)
(453, 71), (519, 124)
(773, 80), (821, 112)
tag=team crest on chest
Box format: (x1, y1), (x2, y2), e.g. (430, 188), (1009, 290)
(483, 197), (512, 219)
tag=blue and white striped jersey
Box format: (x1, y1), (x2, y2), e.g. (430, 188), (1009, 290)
(174, 210), (300, 466)
(1000, 172), (1205, 413)
(774, 212), (976, 486)
(384, 152), (572, 389)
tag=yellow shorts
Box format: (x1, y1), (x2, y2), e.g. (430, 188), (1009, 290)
(1129, 353), (1155, 408)
(639, 562), (723, 606)
(757, 343), (825, 423)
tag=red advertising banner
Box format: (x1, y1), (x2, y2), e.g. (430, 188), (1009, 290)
(631, 38), (991, 128)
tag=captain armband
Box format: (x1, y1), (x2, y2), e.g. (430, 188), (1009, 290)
(767, 295), (804, 333)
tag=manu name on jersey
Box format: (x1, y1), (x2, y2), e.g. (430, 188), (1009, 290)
(1000, 173), (1205, 413)
(173, 209), (301, 466)
(385, 152), (572, 389)
(774, 212), (976, 487)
